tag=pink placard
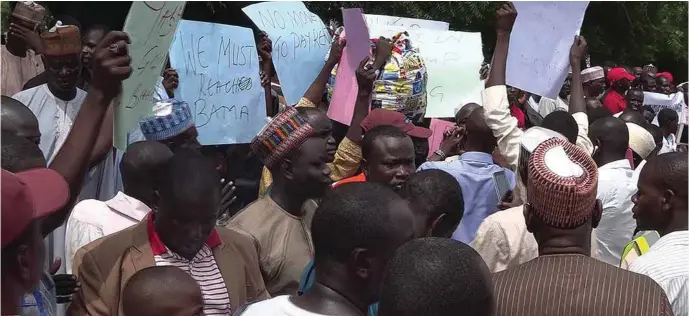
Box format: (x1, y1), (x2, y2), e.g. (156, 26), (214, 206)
(327, 8), (371, 125)
(427, 119), (456, 158)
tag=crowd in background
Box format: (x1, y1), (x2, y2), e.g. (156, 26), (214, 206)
(1, 2), (687, 316)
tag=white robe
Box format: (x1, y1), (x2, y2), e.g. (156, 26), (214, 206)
(12, 84), (114, 276)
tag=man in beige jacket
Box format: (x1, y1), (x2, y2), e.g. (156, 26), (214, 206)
(69, 150), (268, 315)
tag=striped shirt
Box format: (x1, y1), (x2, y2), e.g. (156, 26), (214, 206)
(147, 214), (231, 315)
(630, 230), (689, 316)
(493, 254), (674, 316)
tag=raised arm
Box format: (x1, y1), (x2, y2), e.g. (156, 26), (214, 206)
(486, 3), (516, 89)
(257, 32), (276, 117)
(568, 35), (594, 154)
(482, 2), (522, 170)
(301, 34), (345, 106)
(43, 31), (132, 235)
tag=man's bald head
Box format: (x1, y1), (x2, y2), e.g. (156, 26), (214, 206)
(1, 96), (40, 144)
(455, 103), (480, 125)
(1, 131), (46, 172)
(646, 152), (688, 202)
(464, 108), (496, 153)
(618, 110), (646, 127)
(120, 141), (173, 204)
(122, 266), (203, 316)
(589, 117), (629, 159)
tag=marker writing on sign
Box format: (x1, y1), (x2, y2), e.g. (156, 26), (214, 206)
(193, 99), (251, 128)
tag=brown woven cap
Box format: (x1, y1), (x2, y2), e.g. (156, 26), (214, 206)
(527, 138), (598, 229)
(11, 2), (45, 29)
(41, 25), (81, 56)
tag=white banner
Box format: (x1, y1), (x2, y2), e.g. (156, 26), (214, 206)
(645, 92), (687, 125)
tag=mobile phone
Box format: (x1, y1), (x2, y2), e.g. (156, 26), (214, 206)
(493, 170), (511, 202)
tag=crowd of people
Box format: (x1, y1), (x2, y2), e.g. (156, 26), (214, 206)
(1, 2), (687, 316)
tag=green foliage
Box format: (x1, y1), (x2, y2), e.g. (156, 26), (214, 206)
(306, 1), (688, 81)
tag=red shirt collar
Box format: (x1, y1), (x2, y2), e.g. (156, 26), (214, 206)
(146, 212), (222, 256)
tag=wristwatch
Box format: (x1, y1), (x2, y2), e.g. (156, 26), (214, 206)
(433, 149), (447, 160)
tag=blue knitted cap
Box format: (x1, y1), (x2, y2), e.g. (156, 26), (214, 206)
(139, 99), (195, 141)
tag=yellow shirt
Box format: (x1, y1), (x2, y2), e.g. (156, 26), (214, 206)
(258, 98), (363, 197)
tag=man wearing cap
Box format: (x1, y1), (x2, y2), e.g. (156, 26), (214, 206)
(1, 2), (46, 97)
(418, 107), (516, 244)
(257, 43), (392, 198)
(1, 169), (70, 315)
(331, 109), (431, 188)
(581, 66), (606, 100)
(603, 67), (635, 114)
(12, 22), (85, 164)
(138, 99), (201, 152)
(656, 72), (674, 95)
(629, 152), (688, 316)
(492, 138), (673, 315)
(227, 106), (333, 297)
(472, 5), (599, 272)
(481, 4), (593, 202)
(588, 117), (638, 265)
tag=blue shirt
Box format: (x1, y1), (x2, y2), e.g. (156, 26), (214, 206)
(418, 152), (516, 244)
(19, 271), (56, 316)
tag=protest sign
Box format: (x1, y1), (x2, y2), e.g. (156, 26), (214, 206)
(243, 1), (331, 106)
(169, 20), (266, 145)
(506, 1), (589, 99)
(645, 92), (687, 126)
(328, 8), (371, 125)
(427, 119), (456, 158)
(369, 24), (484, 118)
(364, 14), (449, 30)
(114, 1), (186, 150)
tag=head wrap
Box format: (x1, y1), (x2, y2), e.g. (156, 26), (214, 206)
(139, 99), (195, 141)
(581, 66), (604, 83)
(41, 21), (81, 56)
(527, 138), (598, 229)
(626, 122), (655, 159)
(251, 107), (315, 169)
(11, 1), (45, 29)
(327, 32), (428, 122)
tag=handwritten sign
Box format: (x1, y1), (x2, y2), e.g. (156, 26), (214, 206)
(427, 119), (456, 158)
(646, 92), (687, 126)
(369, 24), (484, 118)
(328, 9), (371, 125)
(168, 20), (266, 145)
(364, 14), (449, 30)
(114, 1), (186, 150)
(243, 1), (331, 106)
(506, 1), (589, 99)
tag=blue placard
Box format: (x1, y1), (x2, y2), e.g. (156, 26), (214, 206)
(242, 1), (331, 106)
(169, 20), (266, 145)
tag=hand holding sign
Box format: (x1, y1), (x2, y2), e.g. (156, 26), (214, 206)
(91, 31), (133, 101)
(570, 35), (587, 67)
(327, 33), (346, 66)
(356, 56), (377, 93)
